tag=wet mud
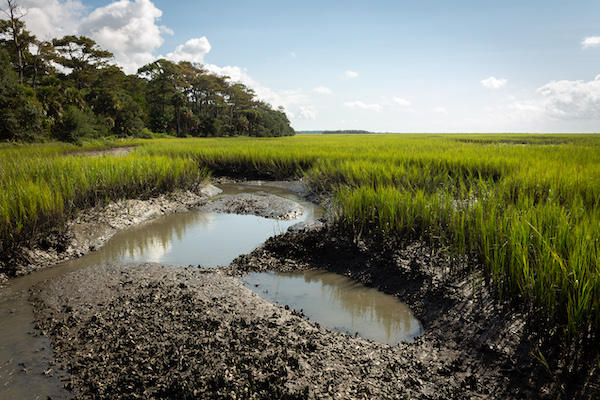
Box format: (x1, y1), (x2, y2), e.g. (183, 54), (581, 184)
(12, 181), (599, 398)
(197, 192), (305, 220)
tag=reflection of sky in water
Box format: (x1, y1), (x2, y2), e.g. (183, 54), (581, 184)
(44, 184), (421, 345)
(49, 184), (318, 272)
(103, 211), (303, 268)
(245, 270), (423, 345)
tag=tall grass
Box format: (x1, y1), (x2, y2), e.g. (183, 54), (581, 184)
(315, 134), (600, 350)
(0, 143), (205, 260)
(3, 134), (600, 357)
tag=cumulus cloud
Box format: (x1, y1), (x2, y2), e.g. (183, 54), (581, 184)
(312, 86), (332, 94)
(511, 75), (600, 120)
(21, 0), (86, 38)
(345, 70), (359, 78)
(481, 76), (507, 89)
(79, 0), (171, 74)
(21, 0), (172, 74)
(165, 37), (211, 63)
(204, 64), (309, 116)
(582, 36), (600, 49)
(391, 97), (416, 113)
(298, 106), (318, 120)
(392, 97), (411, 107)
(434, 107), (448, 115)
(344, 101), (381, 112)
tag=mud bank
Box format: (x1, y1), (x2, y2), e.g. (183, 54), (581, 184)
(30, 229), (576, 400)
(198, 192), (304, 220)
(0, 185), (221, 284)
(32, 263), (431, 399)
(23, 181), (598, 399)
(229, 229), (600, 399)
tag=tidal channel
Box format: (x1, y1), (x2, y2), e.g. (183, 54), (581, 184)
(0, 183), (422, 399)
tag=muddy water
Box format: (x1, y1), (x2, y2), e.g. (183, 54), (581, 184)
(0, 183), (421, 398)
(244, 270), (423, 345)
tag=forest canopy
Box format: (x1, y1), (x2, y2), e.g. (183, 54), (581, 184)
(0, 4), (294, 142)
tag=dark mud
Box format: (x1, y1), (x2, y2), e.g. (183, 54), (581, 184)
(198, 192), (305, 220)
(229, 228), (600, 399)
(0, 185), (222, 283)
(30, 229), (580, 399)
(32, 263), (435, 399)
(23, 181), (599, 399)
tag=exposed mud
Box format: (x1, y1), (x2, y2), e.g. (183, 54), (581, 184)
(18, 181), (600, 398)
(198, 192), (304, 220)
(29, 228), (572, 400)
(1, 181), (313, 284)
(0, 185), (221, 284)
(72, 146), (136, 157)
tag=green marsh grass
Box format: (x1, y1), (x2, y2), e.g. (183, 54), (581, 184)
(0, 142), (205, 258)
(3, 133), (600, 362)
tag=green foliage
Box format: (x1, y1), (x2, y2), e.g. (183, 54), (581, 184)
(0, 19), (294, 143)
(0, 47), (45, 141)
(0, 142), (206, 265)
(51, 105), (108, 142)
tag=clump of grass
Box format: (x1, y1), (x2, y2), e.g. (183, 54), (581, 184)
(3, 134), (600, 378)
(0, 145), (206, 268)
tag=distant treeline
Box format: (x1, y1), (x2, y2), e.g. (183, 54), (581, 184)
(0, 6), (294, 143)
(323, 130), (372, 134)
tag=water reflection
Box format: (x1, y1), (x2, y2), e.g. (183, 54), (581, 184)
(0, 183), (419, 399)
(245, 270), (423, 345)
(110, 211), (304, 267)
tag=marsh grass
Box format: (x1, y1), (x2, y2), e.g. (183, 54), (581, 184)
(0, 142), (204, 260)
(3, 133), (600, 367)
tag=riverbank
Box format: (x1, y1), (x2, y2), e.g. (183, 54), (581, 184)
(13, 179), (598, 398)
(0, 185), (221, 284)
(29, 230), (568, 399)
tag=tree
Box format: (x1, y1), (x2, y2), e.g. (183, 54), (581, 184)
(28, 39), (53, 89)
(0, 0), (28, 84)
(0, 46), (44, 141)
(51, 35), (114, 89)
(138, 59), (186, 133)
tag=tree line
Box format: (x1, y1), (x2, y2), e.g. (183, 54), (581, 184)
(0, 1), (294, 142)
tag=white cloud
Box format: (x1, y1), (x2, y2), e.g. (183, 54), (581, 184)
(312, 86), (332, 94)
(392, 97), (411, 107)
(582, 36), (600, 49)
(391, 97), (416, 113)
(510, 75), (600, 120)
(345, 70), (359, 78)
(434, 107), (448, 115)
(22, 0), (172, 74)
(344, 101), (381, 112)
(79, 0), (169, 74)
(21, 0), (86, 39)
(204, 64), (309, 115)
(481, 76), (507, 89)
(166, 37), (211, 64)
(298, 106), (318, 120)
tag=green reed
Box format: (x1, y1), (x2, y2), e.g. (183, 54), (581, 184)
(3, 134), (600, 354)
(0, 143), (205, 257)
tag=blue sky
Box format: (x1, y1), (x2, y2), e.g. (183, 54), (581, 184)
(19, 0), (600, 132)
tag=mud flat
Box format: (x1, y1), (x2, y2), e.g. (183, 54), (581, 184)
(30, 229), (562, 400)
(18, 181), (597, 398)
(31, 262), (424, 399)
